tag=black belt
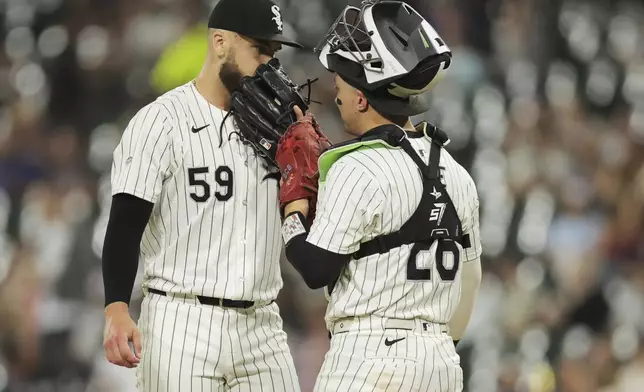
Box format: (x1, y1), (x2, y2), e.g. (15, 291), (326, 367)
(148, 288), (257, 309)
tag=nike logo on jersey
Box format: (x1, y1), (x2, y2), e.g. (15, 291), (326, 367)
(191, 124), (209, 133)
(262, 171), (281, 183)
(384, 337), (405, 346)
(430, 186), (442, 199)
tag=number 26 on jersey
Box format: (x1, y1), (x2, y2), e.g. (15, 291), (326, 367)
(408, 239), (460, 282)
(188, 166), (233, 202)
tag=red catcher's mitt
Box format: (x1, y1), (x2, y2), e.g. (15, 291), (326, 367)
(276, 113), (331, 217)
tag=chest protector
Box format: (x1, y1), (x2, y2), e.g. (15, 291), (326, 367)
(318, 123), (471, 280)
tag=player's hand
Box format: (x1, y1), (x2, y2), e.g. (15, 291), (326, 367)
(103, 302), (142, 368)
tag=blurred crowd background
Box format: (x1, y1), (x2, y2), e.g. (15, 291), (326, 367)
(0, 0), (643, 391)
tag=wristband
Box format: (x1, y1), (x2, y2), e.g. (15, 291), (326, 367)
(281, 211), (309, 245)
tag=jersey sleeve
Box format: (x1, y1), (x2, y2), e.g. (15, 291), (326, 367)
(111, 103), (174, 203)
(460, 175), (482, 262)
(306, 159), (385, 255)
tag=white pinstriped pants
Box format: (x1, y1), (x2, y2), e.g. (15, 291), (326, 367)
(314, 319), (463, 392)
(136, 292), (300, 392)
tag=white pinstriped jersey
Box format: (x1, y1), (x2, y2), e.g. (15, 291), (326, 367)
(111, 82), (283, 301)
(307, 131), (481, 328)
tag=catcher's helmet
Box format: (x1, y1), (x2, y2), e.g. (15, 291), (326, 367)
(315, 0), (452, 99)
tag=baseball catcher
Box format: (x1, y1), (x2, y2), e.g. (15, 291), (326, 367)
(272, 1), (483, 391)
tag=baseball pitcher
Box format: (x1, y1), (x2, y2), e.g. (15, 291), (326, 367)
(101, 0), (312, 390)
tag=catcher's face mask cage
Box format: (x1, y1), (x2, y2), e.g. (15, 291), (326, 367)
(315, 0), (452, 97)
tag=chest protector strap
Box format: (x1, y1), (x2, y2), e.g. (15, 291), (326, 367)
(352, 127), (471, 260)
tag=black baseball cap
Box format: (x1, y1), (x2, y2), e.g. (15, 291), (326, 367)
(208, 0), (303, 48)
(332, 57), (430, 117)
(339, 74), (430, 117)
(363, 88), (430, 117)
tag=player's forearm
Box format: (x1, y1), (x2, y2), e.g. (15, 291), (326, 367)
(284, 199), (309, 218)
(282, 211), (350, 289)
(448, 258), (482, 341)
(102, 193), (153, 307)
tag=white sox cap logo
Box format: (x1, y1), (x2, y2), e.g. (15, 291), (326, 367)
(271, 5), (283, 32)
